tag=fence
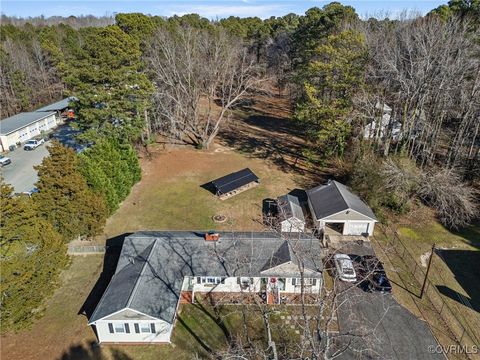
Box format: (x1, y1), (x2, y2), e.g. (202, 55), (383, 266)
(67, 245), (106, 255)
(373, 229), (479, 359)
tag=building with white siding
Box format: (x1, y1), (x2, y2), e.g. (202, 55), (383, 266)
(0, 112), (56, 152)
(88, 231), (323, 344)
(307, 180), (377, 237)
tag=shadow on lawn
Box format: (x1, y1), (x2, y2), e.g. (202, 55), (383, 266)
(57, 340), (132, 360)
(78, 233), (132, 319)
(435, 249), (480, 313)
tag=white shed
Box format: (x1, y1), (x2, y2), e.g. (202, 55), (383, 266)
(276, 194), (305, 233)
(307, 180), (377, 236)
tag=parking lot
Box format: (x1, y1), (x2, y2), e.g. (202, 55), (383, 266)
(1, 142), (50, 193)
(0, 123), (83, 193)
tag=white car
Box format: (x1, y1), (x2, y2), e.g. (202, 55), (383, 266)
(334, 254), (357, 282)
(0, 155), (11, 167)
(24, 138), (45, 150)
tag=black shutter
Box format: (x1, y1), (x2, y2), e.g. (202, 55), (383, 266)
(134, 323), (140, 333)
(237, 277), (240, 284)
(125, 323), (130, 333)
(150, 323), (156, 333)
(196, 277), (201, 284)
(108, 323), (114, 333)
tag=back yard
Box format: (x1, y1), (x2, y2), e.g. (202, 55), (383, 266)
(1, 92), (478, 360)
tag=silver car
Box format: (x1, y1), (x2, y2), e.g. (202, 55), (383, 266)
(0, 155), (12, 167)
(334, 254), (357, 282)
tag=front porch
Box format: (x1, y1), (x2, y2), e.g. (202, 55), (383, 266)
(180, 291), (322, 306)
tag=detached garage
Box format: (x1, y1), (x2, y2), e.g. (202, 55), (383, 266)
(307, 180), (377, 236)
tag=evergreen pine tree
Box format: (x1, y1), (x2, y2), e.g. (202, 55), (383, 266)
(33, 141), (107, 240)
(1, 180), (68, 332)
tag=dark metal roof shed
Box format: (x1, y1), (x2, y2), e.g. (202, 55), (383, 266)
(35, 97), (78, 112)
(211, 168), (259, 195)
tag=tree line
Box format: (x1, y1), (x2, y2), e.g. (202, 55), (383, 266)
(1, 0), (479, 332)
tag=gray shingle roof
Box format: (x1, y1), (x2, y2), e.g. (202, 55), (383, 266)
(35, 97), (77, 112)
(0, 112), (56, 135)
(307, 180), (377, 221)
(277, 194), (305, 222)
(89, 231), (323, 324)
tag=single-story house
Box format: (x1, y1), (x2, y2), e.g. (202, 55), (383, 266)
(307, 180), (377, 236)
(89, 231), (323, 344)
(363, 102), (402, 141)
(276, 194), (305, 233)
(211, 168), (259, 199)
(0, 111), (56, 152)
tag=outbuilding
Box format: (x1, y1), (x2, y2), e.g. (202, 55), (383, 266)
(276, 194), (305, 233)
(211, 168), (259, 199)
(36, 96), (77, 122)
(0, 111), (56, 152)
(307, 180), (377, 236)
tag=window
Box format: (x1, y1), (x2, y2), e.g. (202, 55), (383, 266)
(196, 276), (224, 285)
(108, 323), (130, 333)
(292, 278), (317, 286)
(140, 323), (151, 333)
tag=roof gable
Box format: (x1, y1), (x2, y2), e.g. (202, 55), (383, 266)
(277, 194), (305, 222)
(90, 232), (323, 324)
(307, 180), (377, 221)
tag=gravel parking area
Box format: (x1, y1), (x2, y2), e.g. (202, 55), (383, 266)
(0, 141), (50, 193)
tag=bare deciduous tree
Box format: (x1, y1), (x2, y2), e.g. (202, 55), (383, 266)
(418, 167), (478, 229)
(147, 26), (265, 149)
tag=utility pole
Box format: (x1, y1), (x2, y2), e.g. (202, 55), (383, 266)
(420, 243), (435, 299)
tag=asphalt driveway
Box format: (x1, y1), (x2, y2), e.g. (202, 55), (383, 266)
(336, 285), (445, 360)
(0, 141), (50, 193)
(0, 123), (84, 193)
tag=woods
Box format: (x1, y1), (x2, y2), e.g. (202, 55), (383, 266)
(1, 1), (479, 334)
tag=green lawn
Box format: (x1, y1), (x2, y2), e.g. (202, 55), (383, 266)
(101, 146), (297, 240)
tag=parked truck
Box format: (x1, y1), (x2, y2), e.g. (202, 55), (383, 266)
(23, 138), (45, 151)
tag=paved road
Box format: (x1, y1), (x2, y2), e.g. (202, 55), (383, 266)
(0, 123), (83, 193)
(336, 285), (445, 360)
(1, 142), (50, 193)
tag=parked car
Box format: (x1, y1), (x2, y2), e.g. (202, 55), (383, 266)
(356, 255), (392, 293)
(367, 272), (392, 293)
(361, 255), (386, 274)
(334, 254), (357, 282)
(0, 155), (11, 167)
(22, 188), (39, 197)
(24, 138), (45, 150)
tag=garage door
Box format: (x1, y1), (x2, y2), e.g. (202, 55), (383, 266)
(348, 222), (369, 235)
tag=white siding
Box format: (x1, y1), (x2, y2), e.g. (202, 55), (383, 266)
(280, 218), (305, 233)
(281, 277), (322, 294)
(191, 276), (262, 293)
(94, 319), (172, 343)
(344, 222), (372, 236)
(0, 113), (57, 151)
